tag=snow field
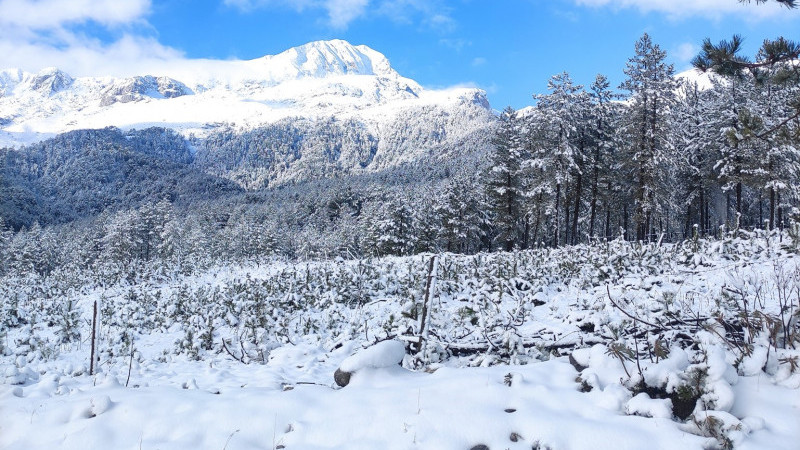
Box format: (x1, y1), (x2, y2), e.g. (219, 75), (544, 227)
(2, 233), (800, 448)
(2, 348), (727, 450)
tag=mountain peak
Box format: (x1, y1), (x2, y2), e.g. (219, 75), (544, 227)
(30, 67), (74, 94)
(264, 39), (396, 80)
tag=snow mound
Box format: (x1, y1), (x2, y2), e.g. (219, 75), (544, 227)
(626, 392), (673, 419)
(339, 340), (406, 372)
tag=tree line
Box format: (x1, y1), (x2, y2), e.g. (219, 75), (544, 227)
(486, 33), (799, 251)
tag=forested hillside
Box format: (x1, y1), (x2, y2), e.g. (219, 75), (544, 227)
(2, 34), (797, 271)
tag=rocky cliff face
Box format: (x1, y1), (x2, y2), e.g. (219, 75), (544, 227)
(100, 76), (191, 106)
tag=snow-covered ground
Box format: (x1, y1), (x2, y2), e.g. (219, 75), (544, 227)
(2, 233), (800, 449)
(2, 337), (798, 449)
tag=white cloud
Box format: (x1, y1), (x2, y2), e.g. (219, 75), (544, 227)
(0, 0), (190, 76)
(224, 0), (370, 28)
(673, 42), (699, 63)
(0, 0), (456, 77)
(427, 13), (456, 33)
(0, 34), (186, 77)
(0, 0), (150, 28)
(439, 38), (471, 52)
(222, 0), (315, 13)
(573, 0), (794, 19)
(471, 57), (487, 67)
(224, 0), (454, 30)
(325, 0), (371, 28)
(376, 0), (455, 31)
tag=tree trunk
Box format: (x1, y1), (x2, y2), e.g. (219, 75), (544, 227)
(505, 169), (515, 252)
(623, 204), (629, 240)
(637, 161), (646, 241)
(565, 189), (571, 246)
(554, 183), (561, 247)
(589, 140), (602, 240)
(699, 188), (706, 236)
(522, 215), (530, 250)
(415, 256), (437, 354)
(532, 193), (543, 246)
(726, 191), (731, 232)
(770, 187), (776, 230)
(736, 181), (743, 218)
(572, 173), (582, 245)
(90, 300), (98, 376)
(605, 181), (612, 239)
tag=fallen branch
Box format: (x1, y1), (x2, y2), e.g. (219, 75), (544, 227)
(442, 338), (603, 357)
(606, 285), (660, 329)
(221, 338), (245, 363)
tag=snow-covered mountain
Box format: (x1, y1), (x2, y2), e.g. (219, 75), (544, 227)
(0, 39), (492, 148)
(675, 67), (717, 90)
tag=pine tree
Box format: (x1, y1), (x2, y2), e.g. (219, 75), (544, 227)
(487, 107), (523, 251)
(750, 38), (800, 229)
(0, 217), (12, 275)
(620, 33), (678, 241)
(694, 35), (800, 229)
(673, 78), (722, 236)
(530, 72), (591, 246)
(437, 174), (486, 253)
(587, 74), (621, 240)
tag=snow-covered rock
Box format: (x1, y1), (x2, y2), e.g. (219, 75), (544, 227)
(29, 68), (74, 95)
(100, 76), (191, 106)
(335, 339), (406, 387)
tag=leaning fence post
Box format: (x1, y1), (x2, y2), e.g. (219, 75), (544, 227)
(89, 300), (97, 376)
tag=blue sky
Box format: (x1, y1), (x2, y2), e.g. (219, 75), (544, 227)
(1, 0), (799, 109)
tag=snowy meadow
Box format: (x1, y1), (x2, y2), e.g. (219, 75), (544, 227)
(1, 231), (799, 449)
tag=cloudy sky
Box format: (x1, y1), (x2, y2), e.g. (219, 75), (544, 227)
(1, 0), (799, 108)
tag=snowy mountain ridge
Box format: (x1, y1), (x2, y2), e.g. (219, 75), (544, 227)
(0, 40), (490, 147)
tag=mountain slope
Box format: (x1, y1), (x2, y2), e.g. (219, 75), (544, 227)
(0, 40), (495, 228)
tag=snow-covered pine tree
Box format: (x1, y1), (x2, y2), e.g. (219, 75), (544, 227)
(100, 210), (139, 280)
(362, 195), (415, 256)
(487, 107), (523, 251)
(619, 33), (678, 241)
(587, 74), (622, 240)
(530, 72), (591, 246)
(436, 173), (487, 253)
(694, 35), (800, 229)
(748, 38), (800, 229)
(0, 217), (12, 275)
(673, 78), (723, 236)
